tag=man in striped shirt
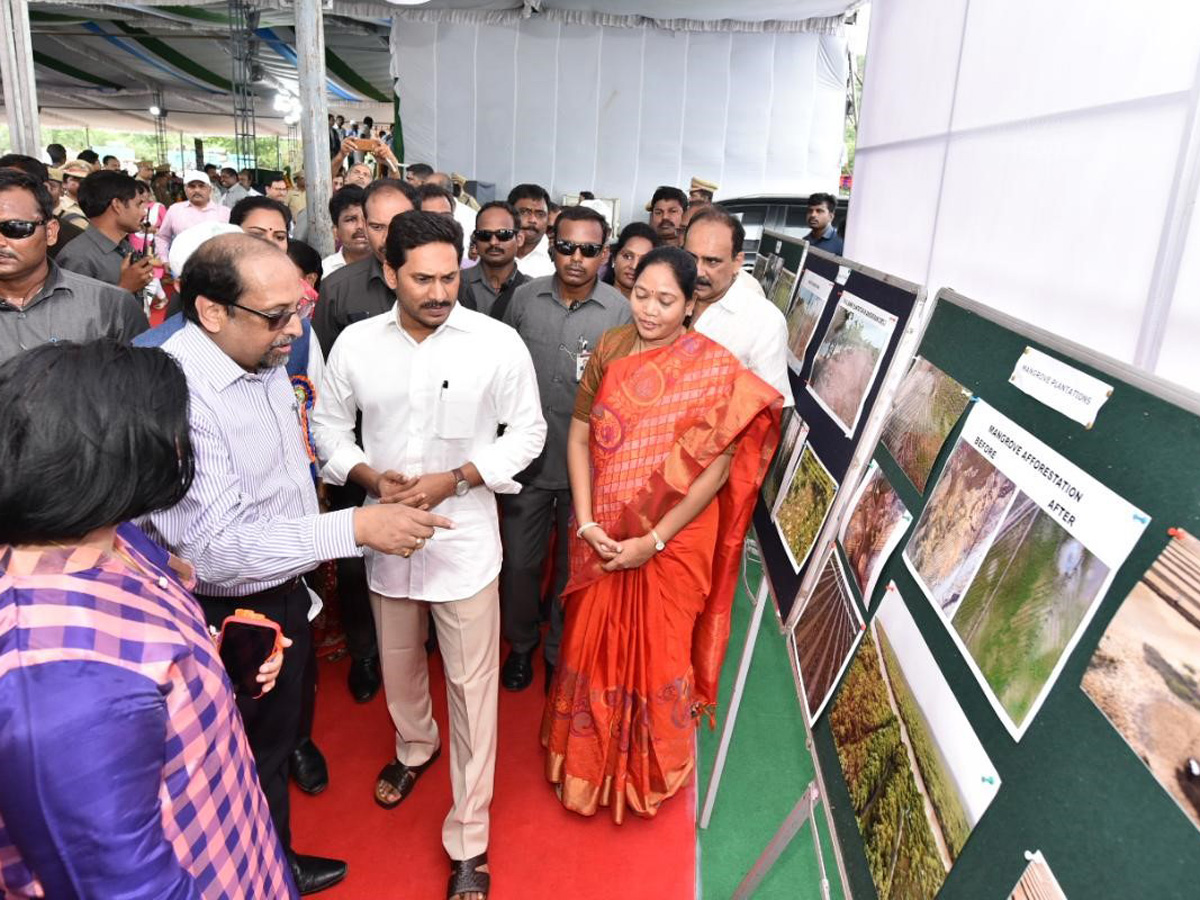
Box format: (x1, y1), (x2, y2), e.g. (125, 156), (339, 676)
(145, 233), (452, 895)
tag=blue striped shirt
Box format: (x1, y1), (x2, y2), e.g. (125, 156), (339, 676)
(144, 322), (360, 596)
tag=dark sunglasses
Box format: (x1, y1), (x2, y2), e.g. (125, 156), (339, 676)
(553, 240), (604, 258)
(0, 219), (45, 240)
(229, 302), (299, 331)
(472, 228), (517, 244)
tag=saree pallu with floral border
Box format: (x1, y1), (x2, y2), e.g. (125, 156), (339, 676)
(541, 331), (781, 821)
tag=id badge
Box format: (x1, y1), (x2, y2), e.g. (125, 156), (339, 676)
(575, 348), (591, 382)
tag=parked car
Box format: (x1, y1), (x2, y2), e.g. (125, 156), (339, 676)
(716, 193), (849, 267)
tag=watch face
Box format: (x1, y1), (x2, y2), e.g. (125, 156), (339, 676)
(455, 480), (470, 497)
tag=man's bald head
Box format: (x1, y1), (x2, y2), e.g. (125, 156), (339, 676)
(180, 232), (289, 325)
(427, 171), (454, 193)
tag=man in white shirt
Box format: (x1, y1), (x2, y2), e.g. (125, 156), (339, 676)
(685, 205), (793, 405)
(507, 183), (556, 278)
(320, 185), (369, 279)
(311, 211), (545, 900)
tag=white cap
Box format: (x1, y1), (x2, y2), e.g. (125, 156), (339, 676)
(168, 222), (243, 278)
(182, 169), (210, 186)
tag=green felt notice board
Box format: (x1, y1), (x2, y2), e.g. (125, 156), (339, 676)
(811, 290), (1200, 899)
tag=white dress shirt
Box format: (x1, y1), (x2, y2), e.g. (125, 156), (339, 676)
(694, 273), (794, 407)
(321, 249), (346, 278)
(145, 322), (361, 596)
(312, 302), (546, 602)
(515, 234), (556, 278)
(736, 268), (767, 298)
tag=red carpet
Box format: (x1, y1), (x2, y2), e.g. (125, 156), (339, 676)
(291, 647), (696, 899)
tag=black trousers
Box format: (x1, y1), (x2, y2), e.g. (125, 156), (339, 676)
(326, 482), (378, 662)
(199, 580), (311, 852)
(498, 485), (570, 664)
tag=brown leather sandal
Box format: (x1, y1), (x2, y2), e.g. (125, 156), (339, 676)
(373, 747), (440, 809)
(447, 852), (489, 899)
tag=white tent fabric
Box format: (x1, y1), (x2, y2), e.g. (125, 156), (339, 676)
(846, 0), (1200, 392)
(391, 17), (848, 223)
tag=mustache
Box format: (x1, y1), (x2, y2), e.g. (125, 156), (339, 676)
(421, 301), (452, 310)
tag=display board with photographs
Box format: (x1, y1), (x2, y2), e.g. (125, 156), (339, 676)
(772, 441), (838, 573)
(838, 460), (912, 606)
(761, 409), (808, 512)
(880, 356), (973, 493)
(768, 267), (798, 316)
(786, 270), (835, 373)
(790, 551), (864, 724)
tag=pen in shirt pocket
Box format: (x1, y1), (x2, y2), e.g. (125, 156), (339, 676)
(440, 379), (449, 398)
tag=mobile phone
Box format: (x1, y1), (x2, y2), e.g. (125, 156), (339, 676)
(218, 610), (283, 698)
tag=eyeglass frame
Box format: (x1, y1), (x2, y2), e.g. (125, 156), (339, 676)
(0, 219), (47, 240)
(472, 228), (518, 244)
(228, 301), (300, 331)
(552, 239), (605, 259)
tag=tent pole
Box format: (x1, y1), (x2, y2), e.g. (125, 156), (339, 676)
(295, 0), (334, 257)
(0, 0), (42, 156)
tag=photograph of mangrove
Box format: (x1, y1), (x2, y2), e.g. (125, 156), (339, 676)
(772, 442), (838, 573)
(786, 270), (835, 373)
(751, 251), (772, 289)
(807, 292), (899, 437)
(830, 583), (1001, 900)
(880, 357), (972, 493)
(839, 461), (913, 605)
(1082, 529), (1200, 831)
(761, 409), (809, 512)
(791, 552), (865, 723)
(770, 267), (798, 316)
(952, 489), (1110, 737)
(1007, 851), (1068, 900)
(904, 438), (1017, 618)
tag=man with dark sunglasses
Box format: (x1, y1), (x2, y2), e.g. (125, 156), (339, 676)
(0, 169), (147, 365)
(499, 205), (631, 693)
(458, 201), (529, 318)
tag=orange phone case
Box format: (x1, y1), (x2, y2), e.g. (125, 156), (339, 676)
(218, 609), (283, 698)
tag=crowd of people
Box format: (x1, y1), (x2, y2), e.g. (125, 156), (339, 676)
(0, 138), (846, 898)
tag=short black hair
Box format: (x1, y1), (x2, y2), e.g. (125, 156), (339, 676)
(0, 168), (54, 220)
(0, 154), (49, 184)
(363, 116), (374, 127)
(507, 183), (551, 208)
(807, 192), (837, 215)
(650, 186), (688, 210)
(287, 238), (322, 289)
(180, 233), (274, 324)
(204, 163), (218, 172)
(229, 195), (292, 229)
(101, 155), (119, 166)
(579, 191), (595, 201)
(417, 183), (454, 210)
(76, 149), (99, 165)
(474, 200), (519, 231)
(329, 184), (365, 223)
(362, 178), (419, 218)
(220, 167), (238, 179)
(405, 163), (433, 179)
(553, 204), (609, 243)
(78, 170), (141, 218)
(0, 340), (194, 544)
(689, 205), (745, 258)
(384, 210), (463, 271)
(634, 246), (697, 301)
(46, 143), (66, 164)
(239, 168), (253, 177)
(268, 176), (287, 187)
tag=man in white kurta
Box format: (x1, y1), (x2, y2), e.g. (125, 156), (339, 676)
(311, 211), (545, 888)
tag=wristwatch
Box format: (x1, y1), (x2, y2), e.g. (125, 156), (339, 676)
(650, 528), (665, 552)
(452, 467), (470, 497)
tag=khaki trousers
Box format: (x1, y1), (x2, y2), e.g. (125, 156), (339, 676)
(370, 579), (499, 860)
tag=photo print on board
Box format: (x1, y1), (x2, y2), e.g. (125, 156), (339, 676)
(904, 401), (1149, 740)
(807, 292), (899, 437)
(762, 253), (785, 298)
(751, 251), (771, 290)
(880, 356), (973, 493)
(769, 268), (798, 317)
(791, 550), (865, 723)
(786, 269), (835, 374)
(830, 582), (1001, 900)
(839, 461), (913, 607)
(761, 409), (809, 512)
(772, 441), (838, 574)
(1007, 851), (1067, 900)
(1082, 528), (1200, 831)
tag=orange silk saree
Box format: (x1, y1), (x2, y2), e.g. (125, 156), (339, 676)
(541, 330), (781, 822)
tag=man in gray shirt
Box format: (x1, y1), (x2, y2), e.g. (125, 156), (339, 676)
(0, 169), (147, 365)
(55, 170), (155, 297)
(220, 167), (249, 209)
(458, 200), (529, 318)
(500, 205), (631, 692)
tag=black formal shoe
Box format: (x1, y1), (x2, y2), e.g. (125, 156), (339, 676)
(290, 739), (329, 795)
(502, 647), (535, 692)
(347, 654), (381, 704)
(544, 661), (555, 696)
(289, 852), (347, 895)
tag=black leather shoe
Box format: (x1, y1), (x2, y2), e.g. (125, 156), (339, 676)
(290, 739), (329, 795)
(289, 852), (347, 895)
(544, 661), (555, 696)
(347, 654), (381, 704)
(502, 648), (535, 692)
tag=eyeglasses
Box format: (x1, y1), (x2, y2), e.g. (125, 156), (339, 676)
(472, 228), (517, 244)
(0, 219), (45, 240)
(553, 240), (604, 258)
(229, 302), (299, 331)
(515, 207), (548, 221)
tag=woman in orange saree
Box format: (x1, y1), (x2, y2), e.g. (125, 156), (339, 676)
(542, 247), (782, 822)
